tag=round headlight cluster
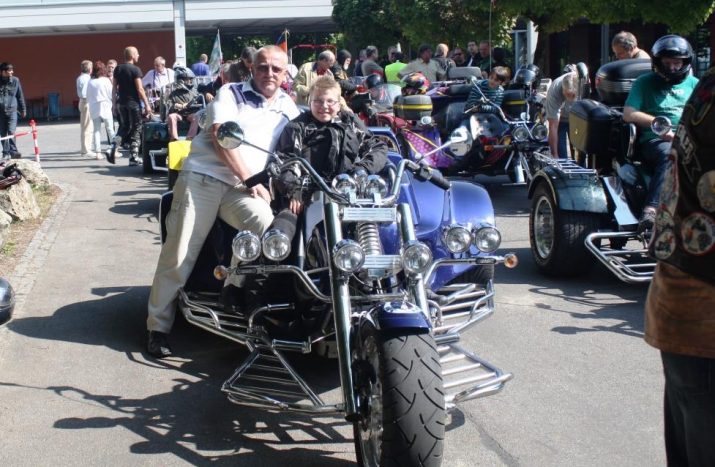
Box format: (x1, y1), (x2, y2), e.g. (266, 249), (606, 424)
(364, 175), (388, 198)
(402, 241), (433, 275)
(532, 123), (548, 141)
(232, 231), (261, 262)
(262, 229), (291, 261)
(332, 174), (358, 197)
(473, 227), (501, 252)
(513, 126), (530, 142)
(333, 239), (365, 273)
(442, 225), (472, 254)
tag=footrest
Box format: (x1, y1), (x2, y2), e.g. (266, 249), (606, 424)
(222, 343), (341, 414)
(149, 148), (168, 172)
(585, 231), (655, 283)
(437, 341), (512, 410)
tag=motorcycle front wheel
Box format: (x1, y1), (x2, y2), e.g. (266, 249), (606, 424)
(352, 324), (445, 467)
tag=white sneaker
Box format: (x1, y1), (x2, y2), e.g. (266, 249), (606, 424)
(95, 152), (104, 160)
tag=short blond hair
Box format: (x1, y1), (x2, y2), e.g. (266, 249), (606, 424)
(309, 76), (341, 101)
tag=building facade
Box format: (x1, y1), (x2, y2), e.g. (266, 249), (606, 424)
(0, 0), (334, 116)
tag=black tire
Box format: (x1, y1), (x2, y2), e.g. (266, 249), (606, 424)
(529, 181), (600, 277)
(353, 326), (445, 467)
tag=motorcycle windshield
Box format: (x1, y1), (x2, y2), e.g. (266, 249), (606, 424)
(368, 84), (402, 112)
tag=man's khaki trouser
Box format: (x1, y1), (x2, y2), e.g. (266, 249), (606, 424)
(79, 98), (92, 154)
(147, 171), (273, 333)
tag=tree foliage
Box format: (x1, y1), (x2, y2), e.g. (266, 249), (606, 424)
(332, 0), (715, 51)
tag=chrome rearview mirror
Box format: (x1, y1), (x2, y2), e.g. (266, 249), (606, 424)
(217, 121), (246, 149)
(651, 116), (672, 137)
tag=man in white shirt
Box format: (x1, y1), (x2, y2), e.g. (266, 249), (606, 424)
(76, 60), (93, 156)
(146, 45), (299, 358)
(141, 56), (175, 108)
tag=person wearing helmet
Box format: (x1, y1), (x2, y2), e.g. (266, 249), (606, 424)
(623, 34), (699, 232)
(165, 66), (201, 141)
(401, 72), (431, 96)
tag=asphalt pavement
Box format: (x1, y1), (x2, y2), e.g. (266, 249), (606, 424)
(0, 120), (662, 466)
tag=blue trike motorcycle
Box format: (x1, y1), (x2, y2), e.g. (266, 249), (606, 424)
(160, 122), (516, 466)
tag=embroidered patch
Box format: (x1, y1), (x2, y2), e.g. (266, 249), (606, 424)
(680, 212), (715, 256)
(653, 229), (676, 260)
(696, 170), (715, 212)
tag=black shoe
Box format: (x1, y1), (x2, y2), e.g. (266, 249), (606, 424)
(638, 209), (656, 234)
(106, 144), (117, 164)
(129, 154), (139, 166)
(10, 151), (21, 159)
(147, 331), (172, 358)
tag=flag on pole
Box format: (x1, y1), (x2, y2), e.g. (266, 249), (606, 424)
(208, 30), (222, 77)
(276, 29), (289, 54)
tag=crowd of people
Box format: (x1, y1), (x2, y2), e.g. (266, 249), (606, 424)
(141, 32), (714, 467)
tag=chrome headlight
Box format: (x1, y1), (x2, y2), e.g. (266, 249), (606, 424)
(332, 239), (365, 273)
(532, 123), (548, 141)
(232, 231), (261, 262)
(473, 226), (501, 252)
(448, 126), (472, 158)
(419, 115), (433, 126)
(402, 241), (433, 275)
(513, 125), (529, 142)
(331, 174), (358, 197)
(442, 224), (473, 254)
(262, 229), (291, 261)
(364, 174), (388, 198)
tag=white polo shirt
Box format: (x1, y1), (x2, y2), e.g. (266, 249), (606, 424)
(182, 80), (299, 186)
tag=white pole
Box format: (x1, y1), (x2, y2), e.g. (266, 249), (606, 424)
(173, 0), (187, 67)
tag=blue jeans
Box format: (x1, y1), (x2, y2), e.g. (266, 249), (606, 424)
(661, 351), (715, 466)
(0, 110), (18, 156)
(558, 121), (569, 158)
(639, 138), (671, 208)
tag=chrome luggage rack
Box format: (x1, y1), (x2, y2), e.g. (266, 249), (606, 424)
(532, 152), (598, 177)
(584, 231), (655, 283)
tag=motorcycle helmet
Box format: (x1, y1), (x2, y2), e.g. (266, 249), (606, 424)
(401, 72), (431, 96)
(651, 35), (693, 84)
(512, 64), (540, 89)
(364, 73), (383, 90)
(173, 66), (196, 91)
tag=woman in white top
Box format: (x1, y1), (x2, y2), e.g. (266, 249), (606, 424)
(86, 61), (115, 159)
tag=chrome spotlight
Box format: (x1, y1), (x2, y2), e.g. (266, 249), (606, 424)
(333, 239), (365, 273)
(262, 229), (291, 262)
(232, 231), (261, 262)
(473, 226), (502, 252)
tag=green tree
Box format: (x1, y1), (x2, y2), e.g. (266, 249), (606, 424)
(333, 0), (715, 51)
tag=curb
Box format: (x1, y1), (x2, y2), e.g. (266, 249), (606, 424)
(8, 182), (74, 317)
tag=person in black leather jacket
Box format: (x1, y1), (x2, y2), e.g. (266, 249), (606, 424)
(0, 63), (26, 159)
(271, 75), (387, 233)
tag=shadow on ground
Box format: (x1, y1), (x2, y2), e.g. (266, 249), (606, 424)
(6, 287), (353, 465)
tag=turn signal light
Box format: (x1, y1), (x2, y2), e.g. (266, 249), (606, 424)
(503, 253), (519, 269)
(213, 265), (229, 280)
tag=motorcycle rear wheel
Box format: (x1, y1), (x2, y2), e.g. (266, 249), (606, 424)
(529, 182), (599, 276)
(353, 325), (445, 467)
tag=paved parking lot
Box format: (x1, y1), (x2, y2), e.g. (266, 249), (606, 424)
(0, 120), (663, 466)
